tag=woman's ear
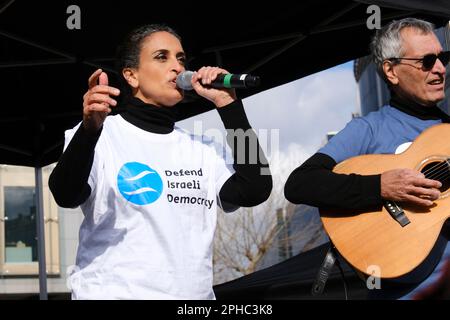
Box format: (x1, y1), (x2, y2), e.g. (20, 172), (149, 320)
(383, 60), (399, 85)
(122, 68), (139, 88)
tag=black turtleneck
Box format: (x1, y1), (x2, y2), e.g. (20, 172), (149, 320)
(390, 93), (450, 123)
(49, 97), (272, 209)
(284, 94), (450, 210)
(120, 97), (176, 134)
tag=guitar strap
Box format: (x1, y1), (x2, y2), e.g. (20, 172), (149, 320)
(311, 244), (337, 296)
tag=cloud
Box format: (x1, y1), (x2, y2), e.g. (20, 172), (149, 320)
(242, 61), (359, 154)
(177, 61), (360, 161)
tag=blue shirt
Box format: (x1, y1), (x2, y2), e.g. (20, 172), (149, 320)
(319, 105), (442, 162)
(319, 105), (449, 299)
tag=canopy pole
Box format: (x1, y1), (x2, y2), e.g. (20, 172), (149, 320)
(35, 167), (48, 300)
(0, 0), (16, 15)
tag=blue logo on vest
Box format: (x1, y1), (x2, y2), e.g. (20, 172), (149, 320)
(117, 162), (163, 205)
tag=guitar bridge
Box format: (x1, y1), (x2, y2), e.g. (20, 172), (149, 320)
(383, 200), (410, 227)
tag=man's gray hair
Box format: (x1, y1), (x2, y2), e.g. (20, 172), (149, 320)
(371, 18), (435, 81)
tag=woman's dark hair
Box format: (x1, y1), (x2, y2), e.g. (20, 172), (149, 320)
(116, 24), (182, 97)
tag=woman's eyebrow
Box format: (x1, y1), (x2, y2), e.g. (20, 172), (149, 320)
(152, 49), (169, 55)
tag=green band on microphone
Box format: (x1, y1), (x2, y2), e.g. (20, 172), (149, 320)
(223, 74), (232, 88)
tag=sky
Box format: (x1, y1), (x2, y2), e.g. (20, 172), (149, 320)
(177, 60), (360, 165)
(179, 60), (363, 273)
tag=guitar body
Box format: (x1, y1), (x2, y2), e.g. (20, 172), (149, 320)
(320, 124), (450, 279)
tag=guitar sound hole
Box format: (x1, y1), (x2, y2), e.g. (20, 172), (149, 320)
(422, 161), (450, 193)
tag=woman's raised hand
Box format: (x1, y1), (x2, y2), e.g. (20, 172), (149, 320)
(83, 69), (120, 133)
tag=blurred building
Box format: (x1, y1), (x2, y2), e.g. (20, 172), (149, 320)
(0, 164), (80, 299)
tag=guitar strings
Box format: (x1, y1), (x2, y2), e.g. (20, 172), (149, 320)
(421, 160), (448, 176)
(425, 166), (449, 181)
(424, 158), (449, 174)
(421, 160), (450, 180)
(424, 163), (447, 179)
(429, 172), (450, 184)
(428, 171), (450, 183)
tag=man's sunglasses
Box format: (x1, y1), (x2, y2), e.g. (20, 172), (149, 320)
(387, 51), (450, 70)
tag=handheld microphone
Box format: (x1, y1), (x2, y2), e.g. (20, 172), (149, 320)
(176, 71), (260, 91)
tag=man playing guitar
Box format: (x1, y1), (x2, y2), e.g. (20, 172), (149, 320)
(285, 18), (450, 299)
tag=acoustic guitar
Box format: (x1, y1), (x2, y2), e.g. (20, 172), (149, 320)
(320, 123), (450, 279)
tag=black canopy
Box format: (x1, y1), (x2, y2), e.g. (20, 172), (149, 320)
(0, 0), (448, 167)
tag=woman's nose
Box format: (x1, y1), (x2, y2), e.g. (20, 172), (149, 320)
(172, 60), (184, 73)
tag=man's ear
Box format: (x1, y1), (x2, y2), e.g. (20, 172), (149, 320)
(122, 68), (139, 88)
(383, 60), (399, 85)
